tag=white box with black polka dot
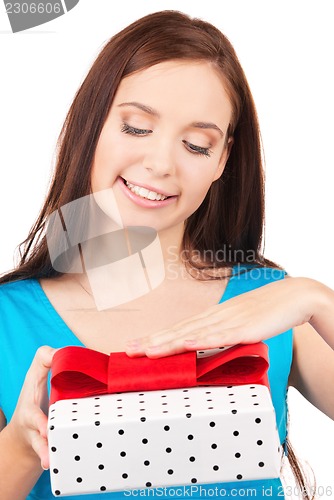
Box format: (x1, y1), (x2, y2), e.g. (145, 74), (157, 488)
(48, 384), (282, 496)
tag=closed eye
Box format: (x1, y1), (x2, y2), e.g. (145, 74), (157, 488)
(121, 123), (152, 136)
(182, 140), (212, 158)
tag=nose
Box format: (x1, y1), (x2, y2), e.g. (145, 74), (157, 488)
(142, 137), (175, 177)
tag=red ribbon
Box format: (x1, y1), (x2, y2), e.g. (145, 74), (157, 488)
(50, 343), (270, 405)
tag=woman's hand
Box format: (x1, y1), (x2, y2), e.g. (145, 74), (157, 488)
(6, 346), (57, 470)
(125, 277), (327, 358)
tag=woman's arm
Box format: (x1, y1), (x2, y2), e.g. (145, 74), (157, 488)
(289, 322), (334, 420)
(0, 346), (57, 500)
(126, 277), (334, 417)
(126, 277), (334, 356)
(0, 415), (43, 500)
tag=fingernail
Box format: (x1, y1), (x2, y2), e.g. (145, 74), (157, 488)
(184, 339), (197, 346)
(42, 465), (49, 471)
(125, 340), (139, 350)
(146, 345), (160, 353)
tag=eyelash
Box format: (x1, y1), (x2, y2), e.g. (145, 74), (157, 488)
(121, 122), (212, 158)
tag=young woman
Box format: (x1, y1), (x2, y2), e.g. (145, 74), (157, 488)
(0, 10), (333, 500)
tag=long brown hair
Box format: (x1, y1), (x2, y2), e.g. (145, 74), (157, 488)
(0, 10), (315, 496)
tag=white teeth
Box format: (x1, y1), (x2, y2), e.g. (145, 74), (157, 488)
(125, 180), (168, 201)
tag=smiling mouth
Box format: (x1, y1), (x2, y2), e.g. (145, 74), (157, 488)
(121, 177), (173, 201)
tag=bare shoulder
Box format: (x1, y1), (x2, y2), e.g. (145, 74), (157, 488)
(289, 322), (334, 420)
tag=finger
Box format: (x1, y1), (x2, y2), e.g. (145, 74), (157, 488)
(31, 431), (50, 470)
(127, 306), (221, 352)
(144, 323), (237, 358)
(126, 313), (219, 355)
(24, 346), (58, 388)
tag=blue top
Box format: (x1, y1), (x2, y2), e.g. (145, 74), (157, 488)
(0, 266), (292, 499)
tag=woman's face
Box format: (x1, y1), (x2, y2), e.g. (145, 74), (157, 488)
(91, 61), (232, 232)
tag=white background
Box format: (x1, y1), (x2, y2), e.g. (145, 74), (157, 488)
(0, 0), (333, 497)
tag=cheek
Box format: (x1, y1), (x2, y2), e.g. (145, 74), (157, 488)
(91, 134), (134, 191)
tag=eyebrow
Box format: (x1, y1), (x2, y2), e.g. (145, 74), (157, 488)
(118, 101), (159, 117)
(118, 101), (224, 137)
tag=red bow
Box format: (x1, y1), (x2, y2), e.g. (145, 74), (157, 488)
(50, 343), (269, 405)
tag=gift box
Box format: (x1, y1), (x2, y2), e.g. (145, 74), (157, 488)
(48, 344), (282, 497)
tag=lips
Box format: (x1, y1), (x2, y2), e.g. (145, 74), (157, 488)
(117, 177), (178, 209)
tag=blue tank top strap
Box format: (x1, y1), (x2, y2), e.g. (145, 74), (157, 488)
(220, 264), (287, 303)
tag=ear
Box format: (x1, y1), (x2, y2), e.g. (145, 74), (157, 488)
(213, 136), (234, 181)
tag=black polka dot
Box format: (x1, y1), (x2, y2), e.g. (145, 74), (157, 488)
(140, 417), (146, 422)
(98, 464), (104, 470)
(257, 440), (263, 446)
(211, 443), (217, 449)
(235, 452), (241, 458)
(95, 421), (100, 426)
(74, 456), (80, 461)
(120, 451), (126, 457)
(100, 486), (106, 491)
(236, 474), (243, 480)
(146, 482), (152, 487)
(118, 429), (124, 435)
(191, 478), (197, 483)
(97, 442), (103, 448)
(188, 434), (194, 440)
(167, 469), (174, 475)
(55, 490), (61, 496)
(76, 477), (82, 483)
(209, 422), (216, 427)
(122, 473), (128, 479)
(259, 462), (265, 467)
(72, 434), (79, 439)
(164, 425), (170, 431)
(53, 468), (59, 474)
(213, 465), (219, 471)
(231, 410), (237, 414)
(144, 460), (150, 466)
(142, 438), (148, 444)
(233, 431), (239, 436)
(255, 418), (261, 424)
(186, 413), (192, 418)
(51, 446), (57, 452)
(189, 456), (195, 462)
(166, 447), (172, 453)
(49, 425), (54, 431)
